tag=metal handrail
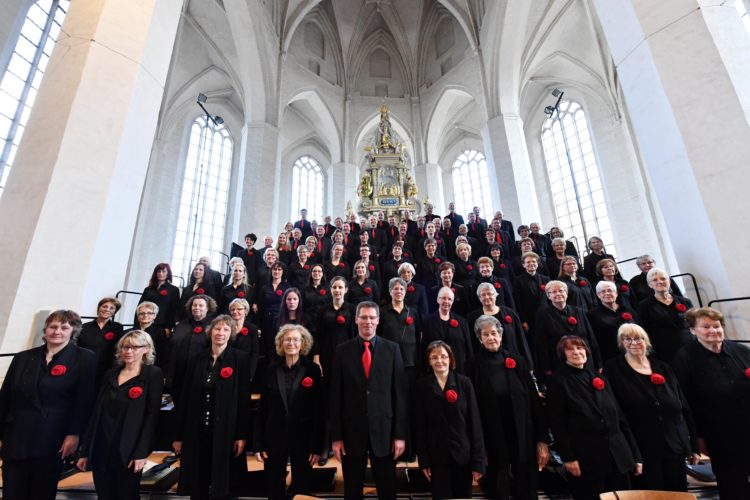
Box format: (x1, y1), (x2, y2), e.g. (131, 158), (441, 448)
(671, 272), (703, 307)
(708, 296), (750, 308)
(616, 256), (638, 265)
(566, 235), (581, 257)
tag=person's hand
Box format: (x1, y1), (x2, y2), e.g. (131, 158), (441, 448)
(313, 355), (323, 376)
(472, 471), (483, 482)
(536, 442), (550, 469)
(255, 451), (268, 463)
(697, 437), (707, 455)
(309, 453), (320, 465)
(422, 468), (431, 481)
(59, 435), (79, 458)
(634, 462), (643, 476)
(392, 439), (405, 460)
(76, 457), (88, 471)
(332, 440), (346, 461)
(564, 460), (581, 477)
(252, 304), (259, 314)
(129, 458), (147, 473)
(172, 441), (182, 454)
(689, 453), (701, 465)
(234, 439), (246, 457)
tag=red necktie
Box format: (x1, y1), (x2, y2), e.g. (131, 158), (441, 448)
(300, 220), (304, 227)
(318, 239), (322, 252)
(362, 341), (372, 379)
(345, 235), (349, 245)
(372, 229), (375, 239)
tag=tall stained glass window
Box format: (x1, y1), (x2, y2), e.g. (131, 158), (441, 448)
(290, 155), (324, 222)
(451, 149), (494, 220)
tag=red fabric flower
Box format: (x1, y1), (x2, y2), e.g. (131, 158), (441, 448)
(505, 357), (517, 369)
(336, 315), (346, 324)
(493, 282), (501, 289)
(451, 287), (456, 293)
(445, 389), (458, 403)
(50, 364), (67, 376)
(364, 287), (373, 295)
(407, 285), (415, 293)
(592, 377), (606, 390)
(449, 319), (459, 328)
(435, 258), (441, 264)
(239, 327), (249, 336)
(103, 332), (115, 341)
(159, 289), (168, 296)
(405, 316), (414, 325)
(193, 326), (203, 334)
(128, 386), (143, 399)
(237, 291), (245, 298)
(276, 289), (283, 296)
(466, 264), (473, 271)
(540, 284), (546, 291)
(504, 315), (513, 324)
(220, 367), (233, 379)
(621, 312), (633, 321)
(579, 280), (588, 287)
(745, 368), (750, 379)
(567, 316), (578, 325)
(499, 263), (506, 269)
(676, 303), (687, 312)
(620, 284), (630, 293)
(319, 289), (327, 296)
(301, 377), (313, 388)
(650, 373), (666, 385)
(369, 265), (375, 272)
(339, 262), (346, 268)
(303, 264), (310, 270)
(196, 288), (205, 294)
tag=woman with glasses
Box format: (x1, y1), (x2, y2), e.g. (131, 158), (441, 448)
(129, 302), (168, 370)
(604, 324), (699, 492)
(415, 341), (485, 499)
(77, 331), (164, 499)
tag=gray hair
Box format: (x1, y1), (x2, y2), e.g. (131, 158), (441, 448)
(595, 280), (617, 294)
(398, 262), (416, 276)
(473, 314), (503, 340)
(476, 282), (498, 298)
(389, 277), (407, 293)
(646, 267), (669, 283)
(545, 280), (568, 294)
(636, 254), (654, 267)
(136, 301), (159, 316)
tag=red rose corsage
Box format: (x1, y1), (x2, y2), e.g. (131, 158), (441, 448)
(301, 377), (313, 388)
(405, 316), (414, 325)
(434, 258), (441, 264)
(220, 367), (233, 379)
(466, 264), (473, 271)
(336, 315), (346, 324)
(237, 291), (245, 298)
(540, 284), (546, 291)
(676, 303), (687, 312)
(500, 263), (506, 269)
(196, 288), (205, 294)
(493, 282), (501, 289)
(592, 377), (606, 390)
(104, 332), (115, 341)
(407, 285), (415, 293)
(449, 319), (459, 328)
(450, 287), (456, 293)
(303, 264), (310, 270)
(504, 315), (513, 324)
(193, 326), (203, 334)
(621, 312), (633, 321)
(339, 262), (345, 268)
(364, 287), (373, 295)
(159, 289), (168, 296)
(276, 289), (283, 296)
(445, 389), (458, 403)
(620, 284), (630, 293)
(239, 327), (249, 336)
(505, 357), (517, 369)
(128, 386), (143, 399)
(744, 367), (750, 379)
(50, 364), (67, 376)
(579, 280), (587, 287)
(369, 265), (375, 272)
(319, 289), (327, 296)
(650, 373), (666, 385)
(567, 316), (578, 325)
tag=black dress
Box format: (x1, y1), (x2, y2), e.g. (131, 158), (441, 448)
(512, 272), (550, 330)
(586, 304), (638, 362)
(466, 348), (547, 499)
(604, 356), (697, 491)
(78, 319), (124, 389)
(302, 283), (331, 330)
(137, 282), (180, 329)
(637, 296), (693, 364)
(466, 307), (534, 370)
(257, 281), (292, 355)
(560, 275), (596, 311)
(346, 278), (379, 306)
(422, 312), (474, 373)
(314, 302), (357, 379)
(232, 319), (260, 383)
(219, 283), (254, 315)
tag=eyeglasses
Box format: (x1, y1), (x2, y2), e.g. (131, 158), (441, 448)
(622, 337), (645, 344)
(283, 338), (302, 344)
(429, 354), (450, 362)
(137, 311), (155, 316)
(121, 345), (147, 351)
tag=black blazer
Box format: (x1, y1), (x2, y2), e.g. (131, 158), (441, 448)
(422, 312), (474, 373)
(546, 364), (642, 475)
(414, 371), (486, 472)
(253, 357), (324, 456)
(637, 296), (693, 364)
(0, 343), (95, 460)
(77, 319), (124, 388)
(534, 304), (602, 378)
(137, 282), (180, 329)
(329, 336), (408, 457)
(80, 364), (164, 465)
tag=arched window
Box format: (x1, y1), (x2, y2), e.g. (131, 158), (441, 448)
(172, 116), (233, 281)
(541, 100), (615, 255)
(0, 0), (70, 196)
(290, 155), (324, 223)
(451, 149), (494, 220)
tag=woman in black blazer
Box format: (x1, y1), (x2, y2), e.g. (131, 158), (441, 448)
(546, 335), (642, 499)
(172, 315), (251, 500)
(415, 340), (485, 499)
(77, 330), (164, 499)
(465, 315), (550, 499)
(0, 310), (96, 500)
(219, 262), (254, 315)
(604, 324), (699, 491)
(254, 324), (324, 499)
(177, 262), (217, 321)
(227, 298), (260, 383)
(78, 297), (124, 389)
(399, 262), (430, 319)
(136, 262), (180, 331)
(347, 260), (380, 305)
(423, 286), (474, 373)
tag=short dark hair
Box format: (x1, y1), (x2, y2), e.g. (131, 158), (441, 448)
(425, 340), (456, 370)
(556, 335), (591, 361)
(244, 233), (257, 242)
(686, 306), (725, 328)
(97, 297), (122, 313)
(45, 310), (83, 337)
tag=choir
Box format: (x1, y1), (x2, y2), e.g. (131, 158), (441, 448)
(1, 207), (749, 500)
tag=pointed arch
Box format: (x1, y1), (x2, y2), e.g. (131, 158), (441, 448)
(286, 88), (342, 163)
(424, 86), (475, 164)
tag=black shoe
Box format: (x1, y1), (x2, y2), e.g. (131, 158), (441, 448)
(318, 457), (328, 466)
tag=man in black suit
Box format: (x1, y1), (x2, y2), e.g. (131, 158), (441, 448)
(199, 255), (225, 291)
(424, 204), (441, 222)
(313, 224), (332, 261)
(294, 208), (313, 239)
(402, 209), (418, 236)
(493, 210), (516, 246)
(330, 302), (408, 500)
(445, 201), (464, 228)
(323, 215), (336, 237)
(367, 215), (387, 259)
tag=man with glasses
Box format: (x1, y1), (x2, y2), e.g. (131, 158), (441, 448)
(329, 301), (408, 499)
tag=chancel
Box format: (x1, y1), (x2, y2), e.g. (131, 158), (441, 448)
(1, 0), (750, 498)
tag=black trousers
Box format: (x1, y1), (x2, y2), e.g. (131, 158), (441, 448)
(567, 470), (630, 500)
(427, 459), (472, 500)
(634, 449), (687, 492)
(92, 466), (143, 500)
(265, 448), (313, 500)
(341, 448), (396, 500)
(711, 451), (750, 500)
(1, 455), (63, 500)
(483, 458), (538, 500)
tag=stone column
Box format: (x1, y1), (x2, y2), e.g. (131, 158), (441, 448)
(0, 0), (183, 351)
(414, 163), (446, 214)
(237, 122), (281, 235)
(329, 162), (359, 217)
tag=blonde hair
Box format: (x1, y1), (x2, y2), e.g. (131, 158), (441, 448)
(616, 323), (654, 353)
(115, 330), (156, 366)
(274, 324), (314, 356)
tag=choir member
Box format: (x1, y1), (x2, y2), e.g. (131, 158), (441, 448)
(0, 310), (95, 500)
(305, 235), (322, 265)
(422, 287), (473, 373)
(414, 238), (442, 291)
(545, 227), (579, 258)
(313, 276), (356, 379)
(302, 263), (330, 327)
(511, 237), (538, 277)
(430, 261), (469, 316)
(275, 232), (293, 266)
(130, 302), (167, 370)
(347, 260), (379, 305)
(452, 241), (478, 290)
(545, 237), (580, 279)
(637, 268), (693, 364)
(558, 256), (596, 312)
(604, 324), (700, 491)
(513, 252), (550, 334)
(275, 288), (307, 333)
(466, 316), (549, 499)
(178, 262), (217, 320)
(594, 259), (635, 309)
(239, 233), (261, 285)
(172, 315), (251, 499)
(256, 262), (291, 356)
(472, 256), (515, 311)
(77, 330), (164, 499)
(629, 255), (684, 305)
(136, 262), (180, 332)
(219, 262), (253, 314)
(324, 242), (350, 282)
(399, 262), (429, 319)
(381, 242), (408, 287)
(254, 325), (324, 499)
(673, 307), (750, 499)
(586, 281), (638, 362)
(489, 243), (513, 282)
(228, 298), (260, 383)
(416, 341), (485, 499)
(78, 297), (124, 389)
(546, 336), (642, 499)
(582, 236), (614, 281)
(289, 245), (312, 288)
(257, 247), (279, 284)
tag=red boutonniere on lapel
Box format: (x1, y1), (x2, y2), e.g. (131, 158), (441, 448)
(237, 291), (246, 298)
(578, 279), (587, 287)
(540, 284), (546, 292)
(364, 287), (373, 295)
(650, 373), (666, 385)
(239, 327), (249, 336)
(505, 357), (517, 369)
(196, 288), (205, 295)
(567, 316), (578, 325)
(504, 315), (513, 324)
(675, 303), (687, 313)
(50, 365), (67, 376)
(319, 289), (327, 296)
(466, 264), (473, 271)
(220, 367), (233, 379)
(160, 289), (168, 296)
(592, 377), (606, 391)
(193, 326), (203, 334)
(128, 387), (143, 399)
(407, 285), (415, 293)
(336, 315), (346, 324)
(276, 289), (283, 296)
(104, 332), (115, 341)
(449, 319), (459, 328)
(445, 389), (458, 403)
(405, 316), (414, 325)
(301, 377), (313, 388)
(620, 284), (630, 293)
(621, 312), (633, 321)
